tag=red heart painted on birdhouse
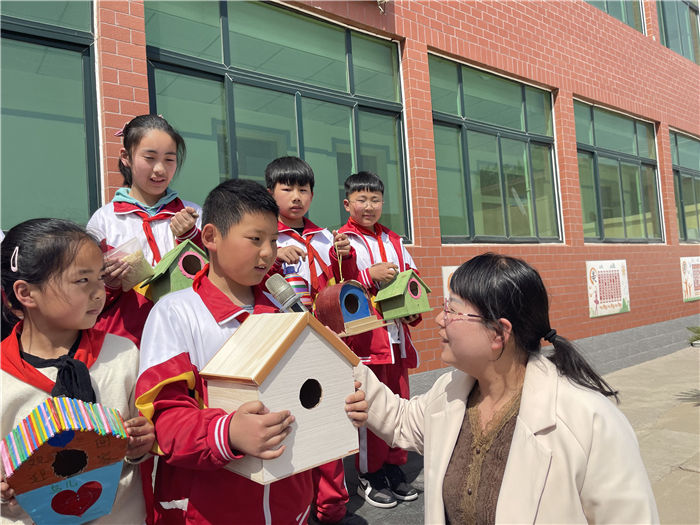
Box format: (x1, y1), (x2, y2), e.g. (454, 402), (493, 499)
(51, 481), (102, 516)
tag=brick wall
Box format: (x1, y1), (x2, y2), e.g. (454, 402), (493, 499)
(95, 0), (700, 373)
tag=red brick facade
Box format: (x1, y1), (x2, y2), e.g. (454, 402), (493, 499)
(95, 0), (700, 373)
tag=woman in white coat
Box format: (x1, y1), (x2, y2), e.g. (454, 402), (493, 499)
(355, 253), (658, 524)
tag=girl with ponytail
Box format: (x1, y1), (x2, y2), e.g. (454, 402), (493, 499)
(355, 252), (658, 524)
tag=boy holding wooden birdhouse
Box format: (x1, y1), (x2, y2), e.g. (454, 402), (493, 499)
(135, 179), (367, 524)
(338, 171), (423, 509)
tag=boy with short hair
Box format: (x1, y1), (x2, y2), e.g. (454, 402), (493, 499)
(135, 179), (366, 524)
(338, 171), (422, 509)
(265, 157), (363, 525)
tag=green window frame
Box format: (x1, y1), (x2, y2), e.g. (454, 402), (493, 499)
(671, 131), (700, 242)
(429, 55), (560, 243)
(1, 1), (99, 231)
(574, 101), (662, 242)
(144, 1), (409, 238)
(585, 0), (645, 33)
(657, 0), (700, 64)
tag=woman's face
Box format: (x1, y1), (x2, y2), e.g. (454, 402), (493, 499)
(437, 290), (497, 372)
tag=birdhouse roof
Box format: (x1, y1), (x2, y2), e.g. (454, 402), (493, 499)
(375, 269), (431, 301)
(141, 240), (207, 284)
(200, 312), (360, 386)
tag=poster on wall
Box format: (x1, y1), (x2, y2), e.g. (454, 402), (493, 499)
(680, 256), (700, 302)
(586, 259), (630, 318)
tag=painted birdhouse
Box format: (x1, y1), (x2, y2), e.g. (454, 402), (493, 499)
(200, 312), (360, 485)
(1, 398), (128, 524)
(314, 280), (385, 336)
(137, 240), (208, 302)
(374, 269), (432, 320)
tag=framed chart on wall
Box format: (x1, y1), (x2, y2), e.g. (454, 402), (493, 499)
(680, 257), (700, 302)
(586, 260), (630, 318)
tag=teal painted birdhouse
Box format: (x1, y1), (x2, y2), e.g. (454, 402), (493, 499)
(138, 240), (208, 303)
(374, 269), (431, 321)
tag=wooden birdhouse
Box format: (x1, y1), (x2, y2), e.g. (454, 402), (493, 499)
(1, 398), (128, 524)
(137, 240), (208, 302)
(374, 269), (432, 320)
(314, 280), (385, 336)
(200, 312), (360, 485)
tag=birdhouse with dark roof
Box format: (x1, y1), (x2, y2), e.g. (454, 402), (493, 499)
(200, 312), (360, 485)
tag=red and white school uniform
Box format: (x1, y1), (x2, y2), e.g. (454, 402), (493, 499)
(135, 267), (313, 525)
(87, 196), (203, 266)
(337, 219), (422, 474)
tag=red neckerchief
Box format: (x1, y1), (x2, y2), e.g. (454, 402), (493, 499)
(278, 218), (332, 296)
(0, 322), (106, 393)
(344, 218), (405, 270)
(191, 264), (278, 323)
(113, 199), (187, 263)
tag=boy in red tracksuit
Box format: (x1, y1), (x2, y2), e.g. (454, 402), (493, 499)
(135, 178), (367, 524)
(265, 157), (364, 525)
(338, 171), (422, 509)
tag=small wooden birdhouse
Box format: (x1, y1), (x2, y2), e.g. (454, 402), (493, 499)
(138, 240), (208, 302)
(1, 398), (128, 524)
(314, 280), (385, 336)
(200, 312), (360, 485)
(375, 269), (432, 320)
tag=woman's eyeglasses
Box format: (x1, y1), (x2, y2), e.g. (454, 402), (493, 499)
(442, 299), (487, 325)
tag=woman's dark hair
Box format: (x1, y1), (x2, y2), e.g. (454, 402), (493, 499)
(264, 156), (315, 192)
(1, 218), (98, 340)
(118, 114), (186, 186)
(450, 253), (618, 401)
(344, 171), (384, 197)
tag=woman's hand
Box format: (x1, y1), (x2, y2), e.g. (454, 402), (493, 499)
(345, 381), (368, 428)
(125, 416), (155, 460)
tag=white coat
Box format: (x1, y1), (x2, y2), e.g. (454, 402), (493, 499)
(355, 353), (659, 524)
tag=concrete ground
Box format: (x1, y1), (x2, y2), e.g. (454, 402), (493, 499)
(344, 346), (700, 524)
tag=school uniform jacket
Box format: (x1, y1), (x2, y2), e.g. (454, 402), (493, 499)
(337, 220), (420, 368)
(1, 325), (146, 525)
(135, 267), (313, 525)
(87, 198), (203, 266)
(355, 354), (659, 524)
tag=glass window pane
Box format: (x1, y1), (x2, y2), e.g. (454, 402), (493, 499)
(620, 162), (644, 238)
(594, 107), (636, 155)
(463, 66), (524, 131)
(525, 86), (552, 136)
(598, 156), (624, 238)
(357, 110), (406, 237)
(636, 121), (656, 159)
(531, 143), (558, 237)
(641, 165), (662, 239)
(233, 84), (297, 186)
(677, 133), (700, 170)
(625, 0), (644, 32)
(578, 152), (601, 238)
(674, 172), (685, 239)
(682, 175), (700, 239)
(301, 98), (353, 230)
(670, 132), (679, 165)
(693, 176), (700, 240)
(145, 1), (221, 63)
(154, 69), (228, 207)
(688, 4), (700, 64)
(502, 138), (534, 237)
(467, 131), (505, 236)
(351, 33), (398, 102)
(1, 39), (90, 228)
(574, 101), (593, 145)
(429, 55), (460, 115)
(228, 1), (347, 92)
(607, 1), (625, 23)
(434, 124), (469, 237)
(1, 1), (90, 32)
(662, 0), (684, 55)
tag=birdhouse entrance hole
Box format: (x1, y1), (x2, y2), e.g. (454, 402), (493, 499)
(299, 379), (322, 409)
(343, 293), (359, 314)
(179, 252), (205, 278)
(408, 278), (422, 299)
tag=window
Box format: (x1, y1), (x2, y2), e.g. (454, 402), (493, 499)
(671, 131), (700, 242)
(429, 55), (559, 243)
(1, 1), (98, 230)
(585, 1), (644, 32)
(657, 0), (700, 64)
(144, 1), (408, 237)
(574, 101), (662, 242)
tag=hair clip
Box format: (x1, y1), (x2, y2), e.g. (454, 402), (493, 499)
(10, 246), (19, 272)
(114, 122), (128, 137)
